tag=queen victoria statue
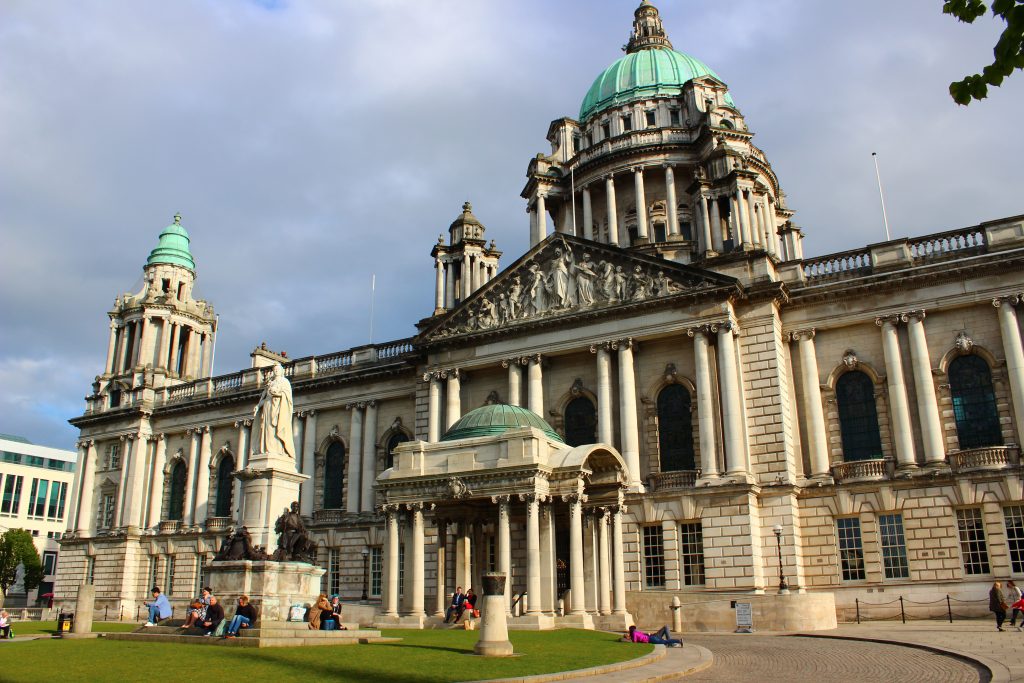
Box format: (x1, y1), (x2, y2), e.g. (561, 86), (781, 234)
(253, 362), (296, 458)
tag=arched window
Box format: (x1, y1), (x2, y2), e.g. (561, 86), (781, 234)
(836, 371), (883, 461)
(386, 433), (410, 470)
(214, 455), (234, 518)
(949, 355), (1002, 449)
(657, 384), (695, 471)
(168, 460), (187, 521)
(564, 397), (597, 447)
(323, 442), (345, 509)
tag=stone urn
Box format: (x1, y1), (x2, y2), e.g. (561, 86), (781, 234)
(474, 572), (514, 657)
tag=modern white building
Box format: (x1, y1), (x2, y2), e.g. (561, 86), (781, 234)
(55, 1), (1024, 627)
(0, 434), (76, 606)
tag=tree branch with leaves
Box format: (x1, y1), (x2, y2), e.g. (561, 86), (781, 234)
(943, 0), (1024, 104)
(0, 529), (44, 605)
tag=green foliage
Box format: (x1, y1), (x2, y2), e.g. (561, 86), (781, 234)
(0, 529), (43, 596)
(943, 0), (1024, 104)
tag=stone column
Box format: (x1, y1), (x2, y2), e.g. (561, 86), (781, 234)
(299, 411), (316, 517)
(633, 167), (648, 242)
(615, 339), (641, 487)
(605, 175), (619, 246)
(188, 329), (202, 377)
(123, 433), (151, 529)
(764, 196), (780, 255)
(539, 503), (555, 614)
(233, 419), (251, 524)
(689, 328), (719, 478)
(700, 194), (714, 254)
(568, 494), (586, 614)
(665, 166), (679, 237)
(745, 192), (760, 247)
(181, 432), (198, 526)
(905, 311), (945, 465)
(995, 297), (1024, 445)
(505, 359), (522, 407)
(717, 323), (747, 476)
(156, 318), (171, 372)
(736, 189), (751, 246)
(434, 258), (445, 314)
(598, 508), (611, 615)
(201, 332), (214, 376)
(384, 506), (400, 617)
(409, 504), (425, 617)
(527, 355), (544, 417)
(583, 512), (598, 613)
(525, 494), (542, 615)
(710, 198), (723, 252)
(592, 344), (614, 445)
(496, 496), (512, 613)
(877, 315), (917, 469)
(435, 518), (447, 618)
(67, 441), (86, 534)
(582, 187), (594, 240)
(446, 370), (461, 429)
(461, 259), (472, 301)
(168, 322), (181, 373)
(73, 441), (97, 535)
(444, 261), (455, 309)
(104, 323), (118, 374)
(611, 506), (627, 615)
(146, 435), (166, 529)
(361, 401), (378, 512)
(193, 426), (212, 525)
(792, 329), (830, 478)
(455, 522), (472, 594)
(112, 435), (132, 528)
(536, 194), (548, 244)
(427, 373), (442, 442)
(347, 404), (364, 513)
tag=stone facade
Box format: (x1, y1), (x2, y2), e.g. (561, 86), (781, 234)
(57, 1), (1024, 627)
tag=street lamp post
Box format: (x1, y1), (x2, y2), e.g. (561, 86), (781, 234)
(360, 547), (370, 602)
(772, 524), (790, 595)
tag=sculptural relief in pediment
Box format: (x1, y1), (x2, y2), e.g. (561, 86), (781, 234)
(429, 236), (734, 340)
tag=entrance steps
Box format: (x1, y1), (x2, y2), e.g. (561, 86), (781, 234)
(106, 618), (399, 648)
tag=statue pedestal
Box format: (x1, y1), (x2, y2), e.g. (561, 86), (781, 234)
(206, 560), (325, 622)
(236, 451), (308, 552)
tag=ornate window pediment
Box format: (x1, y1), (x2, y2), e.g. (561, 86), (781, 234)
(422, 234), (738, 342)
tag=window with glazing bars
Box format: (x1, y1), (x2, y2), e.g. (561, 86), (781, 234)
(86, 556), (95, 585)
(836, 518), (866, 581)
(48, 481), (66, 520)
(1, 474), (23, 515)
(949, 355), (1003, 449)
(1005, 506), (1024, 574)
(28, 478), (49, 518)
(643, 526), (666, 588)
(165, 555), (175, 595)
(399, 544), (405, 597)
(836, 371), (883, 461)
(956, 508), (990, 575)
(328, 548), (342, 596)
(150, 557), (160, 591)
(99, 493), (116, 529)
(196, 554), (208, 594)
(370, 547), (383, 597)
(679, 522), (705, 586)
(878, 513), (910, 579)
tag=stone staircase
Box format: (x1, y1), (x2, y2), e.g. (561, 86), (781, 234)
(105, 618), (400, 648)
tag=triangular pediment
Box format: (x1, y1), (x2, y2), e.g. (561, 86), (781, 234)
(422, 234), (739, 343)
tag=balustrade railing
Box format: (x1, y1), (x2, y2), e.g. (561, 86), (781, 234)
(377, 338), (415, 359)
(311, 509), (346, 524)
(646, 469), (699, 491)
(947, 445), (1019, 473)
(205, 517), (233, 532)
(831, 458), (891, 483)
(802, 249), (872, 281)
(212, 371), (243, 394)
(158, 520), (182, 534)
(166, 382), (198, 402)
(909, 227), (985, 261)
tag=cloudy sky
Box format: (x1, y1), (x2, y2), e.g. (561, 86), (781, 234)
(2, 0), (1021, 449)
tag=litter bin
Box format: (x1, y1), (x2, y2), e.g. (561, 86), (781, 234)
(57, 612), (74, 635)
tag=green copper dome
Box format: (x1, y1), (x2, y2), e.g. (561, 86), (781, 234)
(441, 404), (564, 443)
(579, 48), (735, 122)
(146, 213), (195, 271)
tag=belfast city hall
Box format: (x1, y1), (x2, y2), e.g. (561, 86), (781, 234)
(56, 2), (1024, 629)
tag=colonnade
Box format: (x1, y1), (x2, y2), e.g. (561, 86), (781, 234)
(381, 495), (629, 620)
(434, 252), (498, 312)
(104, 315), (213, 379)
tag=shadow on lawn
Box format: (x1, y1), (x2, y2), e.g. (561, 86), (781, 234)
(214, 645), (455, 683)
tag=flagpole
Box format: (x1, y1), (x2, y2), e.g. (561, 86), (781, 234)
(369, 274), (376, 344)
(571, 165), (577, 236)
(872, 152), (892, 241)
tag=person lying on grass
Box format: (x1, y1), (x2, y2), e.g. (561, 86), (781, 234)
(624, 625), (683, 647)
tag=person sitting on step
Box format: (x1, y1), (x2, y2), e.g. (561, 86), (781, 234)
(0, 610), (11, 639)
(143, 586), (172, 627)
(223, 595), (257, 638)
(199, 596), (225, 636)
(182, 587), (211, 629)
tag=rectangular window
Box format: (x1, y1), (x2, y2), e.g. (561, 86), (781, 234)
(670, 109), (681, 126)
(601, 122), (610, 139)
(42, 551), (58, 576)
(370, 546), (383, 597)
(836, 517), (866, 581)
(645, 110), (656, 127)
(622, 114), (633, 132)
(399, 544), (405, 597)
(1005, 506), (1024, 574)
(86, 556), (95, 585)
(29, 478), (49, 518)
(329, 548), (342, 596)
(150, 557), (160, 591)
(956, 508), (990, 575)
(643, 525), (666, 588)
(196, 554), (208, 595)
(165, 555), (175, 595)
(47, 481), (66, 520)
(679, 522), (705, 586)
(107, 444), (121, 470)
(878, 513), (910, 579)
(99, 493), (116, 529)
(1, 474), (23, 515)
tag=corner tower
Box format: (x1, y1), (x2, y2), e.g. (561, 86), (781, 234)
(430, 202), (501, 315)
(96, 214), (217, 409)
(522, 1), (802, 266)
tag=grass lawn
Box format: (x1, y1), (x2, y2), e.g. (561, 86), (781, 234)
(0, 628), (651, 682)
(3, 620), (136, 635)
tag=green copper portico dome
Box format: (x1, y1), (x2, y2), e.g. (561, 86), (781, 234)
(146, 213), (195, 271)
(579, 1), (734, 122)
(441, 404), (563, 443)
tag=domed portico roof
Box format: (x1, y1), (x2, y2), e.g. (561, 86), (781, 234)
(146, 213), (195, 271)
(441, 404), (563, 443)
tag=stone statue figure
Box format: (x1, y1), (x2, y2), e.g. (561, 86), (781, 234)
(547, 248), (572, 309)
(253, 362), (296, 458)
(273, 501), (316, 563)
(598, 261), (616, 301)
(631, 265), (653, 301)
(573, 252), (598, 306)
(524, 263), (546, 316)
(214, 526), (269, 561)
(507, 277), (522, 320)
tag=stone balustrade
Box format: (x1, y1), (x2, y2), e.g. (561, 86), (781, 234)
(205, 516), (233, 532)
(646, 469), (699, 492)
(311, 509), (346, 524)
(158, 520), (182, 534)
(947, 445), (1019, 473)
(831, 458), (892, 483)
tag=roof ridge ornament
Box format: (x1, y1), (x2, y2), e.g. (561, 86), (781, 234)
(626, 1), (673, 54)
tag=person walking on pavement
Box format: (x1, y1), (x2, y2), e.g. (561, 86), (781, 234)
(1008, 580), (1023, 629)
(991, 580), (1009, 631)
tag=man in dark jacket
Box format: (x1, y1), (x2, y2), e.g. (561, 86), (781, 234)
(444, 587), (466, 623)
(201, 596), (225, 636)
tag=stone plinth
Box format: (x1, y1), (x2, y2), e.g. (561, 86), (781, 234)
(626, 591), (837, 632)
(475, 573), (514, 657)
(206, 560), (325, 622)
(70, 584), (95, 635)
(235, 451), (308, 552)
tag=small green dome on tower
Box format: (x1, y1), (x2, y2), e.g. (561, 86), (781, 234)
(441, 404), (564, 443)
(146, 213), (195, 271)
